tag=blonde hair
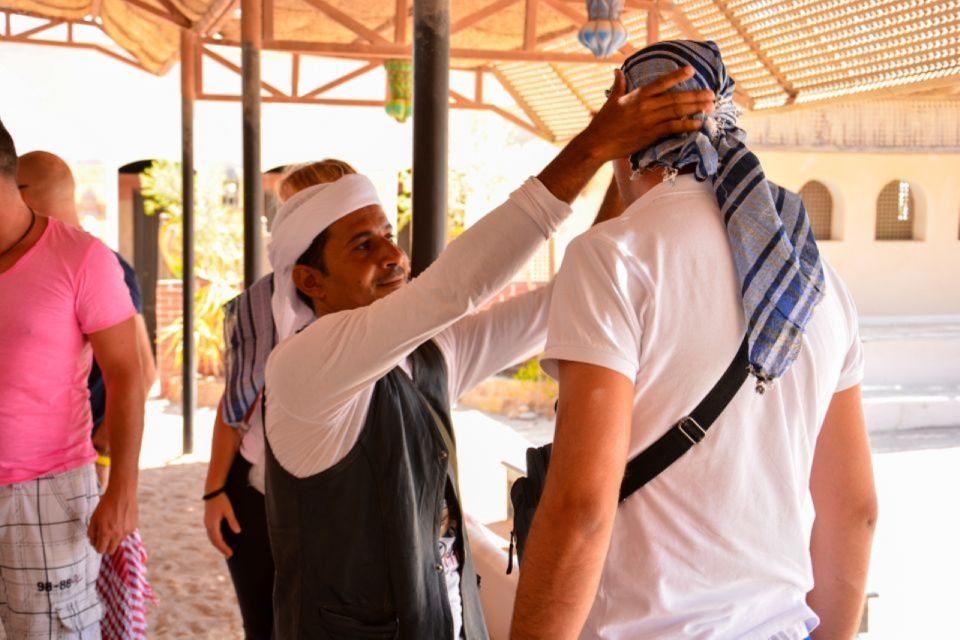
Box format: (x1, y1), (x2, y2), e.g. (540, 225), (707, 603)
(277, 159), (357, 202)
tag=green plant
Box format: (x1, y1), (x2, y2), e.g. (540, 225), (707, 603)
(513, 356), (545, 382)
(395, 167), (471, 241)
(142, 160), (244, 377)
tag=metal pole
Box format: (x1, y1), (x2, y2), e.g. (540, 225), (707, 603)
(242, 0), (264, 286)
(180, 31), (197, 455)
(411, 0), (450, 276)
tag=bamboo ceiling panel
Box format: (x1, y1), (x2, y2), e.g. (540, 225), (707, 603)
(676, 0), (960, 107)
(5, 0), (959, 141)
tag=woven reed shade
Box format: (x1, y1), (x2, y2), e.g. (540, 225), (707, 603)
(5, 0), (959, 141)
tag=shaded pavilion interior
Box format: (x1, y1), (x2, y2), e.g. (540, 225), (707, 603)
(2, 0), (959, 448)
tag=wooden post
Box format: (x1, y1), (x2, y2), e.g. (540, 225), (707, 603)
(647, 5), (659, 45)
(242, 0), (263, 286)
(180, 30), (197, 455)
(411, 0), (450, 275)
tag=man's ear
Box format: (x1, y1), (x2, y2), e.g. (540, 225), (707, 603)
(292, 264), (325, 301)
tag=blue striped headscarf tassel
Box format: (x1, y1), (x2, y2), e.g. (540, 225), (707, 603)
(622, 40), (826, 389)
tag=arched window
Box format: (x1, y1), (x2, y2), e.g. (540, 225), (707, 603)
(876, 180), (916, 240)
(799, 181), (833, 240)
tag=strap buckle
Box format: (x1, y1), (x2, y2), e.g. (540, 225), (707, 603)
(677, 416), (707, 445)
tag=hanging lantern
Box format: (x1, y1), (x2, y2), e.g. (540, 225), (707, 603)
(384, 59), (413, 123)
(578, 0), (629, 59)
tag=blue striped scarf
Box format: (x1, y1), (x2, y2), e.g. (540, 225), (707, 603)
(623, 40), (825, 386)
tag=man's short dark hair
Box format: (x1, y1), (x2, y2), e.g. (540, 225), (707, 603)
(0, 119), (17, 178)
(294, 229), (330, 309)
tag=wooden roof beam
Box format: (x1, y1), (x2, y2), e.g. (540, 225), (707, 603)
(394, 0), (407, 44)
(258, 38), (625, 64)
(487, 65), (554, 138)
(195, 0), (237, 35)
(13, 18), (63, 39)
(201, 45), (288, 97)
(523, 0), (538, 51)
(300, 0), (390, 45)
(0, 29), (147, 71)
(156, 0), (192, 28)
(125, 0), (191, 29)
(450, 88), (552, 140)
(451, 0), (519, 35)
(300, 60), (380, 98)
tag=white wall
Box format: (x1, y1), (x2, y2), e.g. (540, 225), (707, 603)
(756, 150), (960, 317)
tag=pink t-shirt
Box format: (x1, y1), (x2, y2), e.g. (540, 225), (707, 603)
(0, 218), (136, 485)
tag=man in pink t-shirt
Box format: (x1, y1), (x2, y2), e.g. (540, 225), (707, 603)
(0, 119), (145, 638)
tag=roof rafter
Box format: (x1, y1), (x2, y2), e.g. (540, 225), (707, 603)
(487, 65), (556, 140)
(195, 0), (237, 36)
(451, 0), (520, 35)
(709, 0), (797, 104)
(201, 44), (288, 97)
(299, 0), (391, 45)
(393, 0), (407, 44)
(14, 18), (64, 39)
(0, 10), (146, 72)
(253, 36), (624, 64)
(449, 87), (550, 139)
(300, 60), (380, 98)
(125, 0), (192, 29)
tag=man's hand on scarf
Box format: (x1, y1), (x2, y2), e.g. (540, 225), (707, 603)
(88, 482), (138, 554)
(582, 66), (715, 162)
(204, 493), (241, 558)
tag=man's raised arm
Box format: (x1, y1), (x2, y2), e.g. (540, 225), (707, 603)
(269, 67), (714, 417)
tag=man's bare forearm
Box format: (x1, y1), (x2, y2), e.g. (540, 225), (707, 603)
(511, 363), (634, 639)
(807, 385), (877, 639)
(537, 134), (607, 205)
(103, 372), (145, 494)
(205, 400), (243, 494)
(807, 507), (876, 638)
(511, 494), (616, 639)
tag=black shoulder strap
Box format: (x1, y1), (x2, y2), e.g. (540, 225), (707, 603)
(618, 335), (750, 503)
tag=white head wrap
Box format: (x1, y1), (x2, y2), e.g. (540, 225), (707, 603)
(268, 173), (382, 340)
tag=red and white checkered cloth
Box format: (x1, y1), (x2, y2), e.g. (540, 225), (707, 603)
(96, 529), (159, 639)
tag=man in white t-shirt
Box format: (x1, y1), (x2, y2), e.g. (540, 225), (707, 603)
(511, 41), (877, 640)
(262, 68), (716, 639)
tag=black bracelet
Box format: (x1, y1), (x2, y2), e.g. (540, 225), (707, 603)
(202, 486), (227, 501)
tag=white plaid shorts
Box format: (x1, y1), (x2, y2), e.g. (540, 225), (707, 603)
(0, 465), (103, 639)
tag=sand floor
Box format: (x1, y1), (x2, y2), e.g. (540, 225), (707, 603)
(131, 400), (960, 638)
(140, 461), (243, 639)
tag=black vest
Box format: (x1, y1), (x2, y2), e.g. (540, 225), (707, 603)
(265, 341), (489, 639)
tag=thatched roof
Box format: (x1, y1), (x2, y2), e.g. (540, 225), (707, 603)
(4, 0), (959, 142)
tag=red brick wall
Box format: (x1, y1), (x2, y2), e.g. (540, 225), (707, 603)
(155, 279), (182, 400)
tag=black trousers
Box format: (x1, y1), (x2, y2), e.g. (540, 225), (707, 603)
(223, 455), (275, 640)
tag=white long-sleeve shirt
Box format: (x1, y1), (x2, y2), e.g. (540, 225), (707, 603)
(264, 177), (570, 478)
